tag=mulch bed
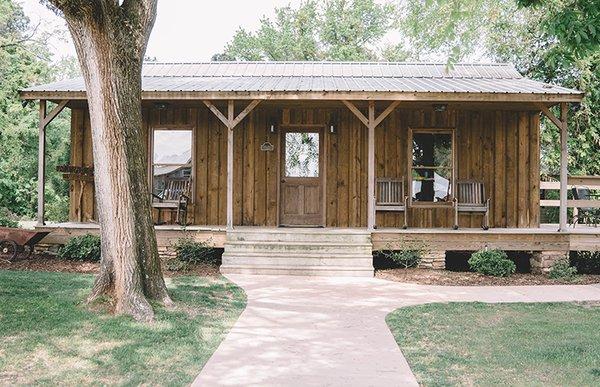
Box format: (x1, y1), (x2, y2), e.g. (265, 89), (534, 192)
(376, 268), (600, 286)
(0, 254), (220, 277)
(4, 255), (599, 285)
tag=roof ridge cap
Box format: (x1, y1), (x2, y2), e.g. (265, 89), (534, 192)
(142, 61), (515, 66)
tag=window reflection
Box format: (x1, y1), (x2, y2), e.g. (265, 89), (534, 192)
(152, 130), (192, 198)
(411, 132), (453, 203)
(285, 132), (319, 177)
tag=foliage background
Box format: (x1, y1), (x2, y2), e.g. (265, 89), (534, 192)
(0, 0), (78, 222)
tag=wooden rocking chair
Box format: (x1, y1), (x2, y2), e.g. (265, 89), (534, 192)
(152, 178), (191, 225)
(453, 180), (490, 230)
(375, 177), (409, 229)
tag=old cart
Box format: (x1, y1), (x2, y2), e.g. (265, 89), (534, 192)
(0, 227), (50, 261)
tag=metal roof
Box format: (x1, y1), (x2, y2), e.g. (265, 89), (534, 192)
(21, 61), (582, 101)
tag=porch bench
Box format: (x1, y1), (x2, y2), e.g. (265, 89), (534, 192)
(376, 177), (408, 229)
(453, 180), (490, 230)
(152, 178), (190, 225)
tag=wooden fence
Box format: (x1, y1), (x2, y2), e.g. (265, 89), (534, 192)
(540, 176), (600, 217)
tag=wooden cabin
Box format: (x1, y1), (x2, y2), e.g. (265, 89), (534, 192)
(21, 62), (599, 276)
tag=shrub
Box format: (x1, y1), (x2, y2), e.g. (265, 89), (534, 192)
(570, 251), (600, 274)
(380, 249), (422, 269)
(0, 215), (18, 228)
(167, 238), (217, 272)
(468, 249), (516, 277)
(174, 238), (216, 263)
(58, 234), (101, 262)
(0, 208), (18, 228)
(549, 260), (578, 280)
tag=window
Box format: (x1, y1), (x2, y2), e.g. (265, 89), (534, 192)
(284, 132), (319, 177)
(410, 129), (454, 204)
(152, 129), (193, 199)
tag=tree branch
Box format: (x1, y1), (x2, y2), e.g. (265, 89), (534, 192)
(0, 22), (41, 50)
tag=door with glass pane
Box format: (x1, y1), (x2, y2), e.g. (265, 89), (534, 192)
(280, 128), (323, 226)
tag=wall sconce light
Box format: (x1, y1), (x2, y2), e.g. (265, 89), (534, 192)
(433, 104), (447, 112)
(154, 102), (169, 110)
(328, 112), (338, 134)
(269, 113), (279, 133)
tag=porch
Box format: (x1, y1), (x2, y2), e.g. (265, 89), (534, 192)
(23, 62), (587, 234)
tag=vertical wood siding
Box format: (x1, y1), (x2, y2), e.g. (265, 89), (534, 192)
(69, 105), (540, 228)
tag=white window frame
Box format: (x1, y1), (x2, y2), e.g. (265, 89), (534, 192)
(149, 124), (196, 203)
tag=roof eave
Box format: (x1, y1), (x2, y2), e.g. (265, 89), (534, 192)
(19, 89), (584, 103)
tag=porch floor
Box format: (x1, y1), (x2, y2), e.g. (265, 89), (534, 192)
(34, 222), (599, 233)
(34, 222), (599, 252)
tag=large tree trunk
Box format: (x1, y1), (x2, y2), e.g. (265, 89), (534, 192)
(49, 0), (170, 321)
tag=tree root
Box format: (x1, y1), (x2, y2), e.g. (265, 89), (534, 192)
(116, 290), (154, 322)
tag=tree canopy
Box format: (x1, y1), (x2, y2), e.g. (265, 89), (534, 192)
(213, 0), (397, 61)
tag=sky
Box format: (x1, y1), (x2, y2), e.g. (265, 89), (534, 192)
(19, 0), (305, 62)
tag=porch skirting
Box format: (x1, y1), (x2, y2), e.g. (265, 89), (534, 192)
(530, 251), (569, 274)
(418, 251), (446, 270)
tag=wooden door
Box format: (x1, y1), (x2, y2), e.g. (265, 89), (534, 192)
(280, 128), (324, 226)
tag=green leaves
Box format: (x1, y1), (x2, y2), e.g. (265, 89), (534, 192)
(214, 0), (397, 61)
(0, 0), (71, 221)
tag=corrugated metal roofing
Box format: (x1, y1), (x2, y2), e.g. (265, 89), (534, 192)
(22, 61), (582, 97)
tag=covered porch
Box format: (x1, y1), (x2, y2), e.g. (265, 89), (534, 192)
(31, 98), (581, 231)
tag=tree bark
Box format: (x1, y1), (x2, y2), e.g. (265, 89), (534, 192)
(48, 0), (171, 321)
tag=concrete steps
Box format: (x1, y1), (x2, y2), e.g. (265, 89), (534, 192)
(221, 228), (374, 277)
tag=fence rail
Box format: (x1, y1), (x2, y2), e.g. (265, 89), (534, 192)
(540, 176), (600, 209)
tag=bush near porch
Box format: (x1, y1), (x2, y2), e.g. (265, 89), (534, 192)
(0, 270), (246, 385)
(387, 302), (600, 386)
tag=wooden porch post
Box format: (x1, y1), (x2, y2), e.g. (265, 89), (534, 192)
(538, 102), (569, 232)
(37, 100), (47, 226)
(35, 99), (70, 226)
(367, 101), (376, 230)
(227, 100), (234, 230)
(202, 99), (261, 230)
(342, 100), (400, 230)
(559, 102), (568, 232)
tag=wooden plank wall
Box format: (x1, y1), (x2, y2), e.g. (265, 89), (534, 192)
(69, 109), (95, 222)
(69, 105), (540, 228)
(375, 108), (540, 228)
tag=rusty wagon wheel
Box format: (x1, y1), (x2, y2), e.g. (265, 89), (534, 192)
(0, 239), (18, 262)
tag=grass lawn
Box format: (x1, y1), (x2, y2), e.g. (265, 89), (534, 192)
(0, 270), (246, 385)
(387, 302), (600, 386)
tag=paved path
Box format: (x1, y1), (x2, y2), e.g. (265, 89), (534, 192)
(194, 276), (600, 386)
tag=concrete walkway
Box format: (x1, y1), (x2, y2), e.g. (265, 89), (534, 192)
(194, 275), (600, 386)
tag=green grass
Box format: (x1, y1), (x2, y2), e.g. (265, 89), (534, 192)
(387, 302), (600, 386)
(0, 270), (246, 385)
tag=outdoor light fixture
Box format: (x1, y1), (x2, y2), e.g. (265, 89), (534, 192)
(269, 113), (279, 133)
(433, 104), (447, 112)
(328, 112), (338, 134)
(154, 102), (169, 110)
